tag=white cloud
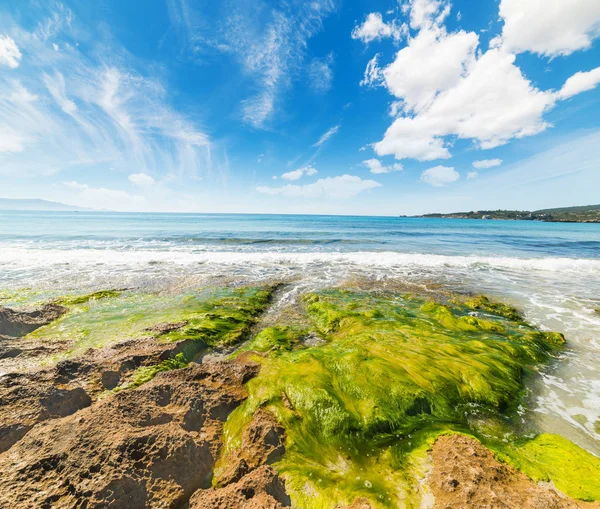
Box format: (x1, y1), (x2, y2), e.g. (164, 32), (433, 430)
(313, 124), (340, 147)
(280, 165), (318, 181)
(496, 0), (600, 57)
(473, 158), (502, 169)
(62, 181), (89, 190)
(363, 158), (403, 174)
(409, 0), (450, 29)
(467, 171), (478, 179)
(43, 71), (77, 114)
(360, 54), (383, 87)
(420, 165), (459, 186)
(256, 174), (381, 199)
(352, 13), (407, 43)
(308, 54), (334, 93)
(62, 181), (144, 211)
(366, 0), (600, 162)
(557, 67), (600, 99)
(168, 1), (336, 128)
(128, 172), (156, 186)
(0, 14), (211, 182)
(0, 35), (22, 69)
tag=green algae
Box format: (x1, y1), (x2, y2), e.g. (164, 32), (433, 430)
(218, 289), (570, 508)
(54, 290), (122, 306)
(25, 286), (275, 363)
(116, 353), (189, 391)
(235, 326), (307, 355)
(461, 294), (524, 322)
(494, 433), (600, 502)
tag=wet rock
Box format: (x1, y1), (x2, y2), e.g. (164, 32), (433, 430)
(0, 361), (258, 508)
(144, 321), (188, 335)
(218, 409), (286, 487)
(429, 434), (594, 509)
(0, 303), (67, 338)
(189, 465), (291, 509)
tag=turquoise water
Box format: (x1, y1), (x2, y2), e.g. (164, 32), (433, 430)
(0, 211), (598, 258)
(0, 210), (599, 454)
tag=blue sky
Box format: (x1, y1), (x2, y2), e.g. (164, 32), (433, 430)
(0, 0), (599, 215)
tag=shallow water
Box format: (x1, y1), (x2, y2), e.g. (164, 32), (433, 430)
(1, 211), (599, 454)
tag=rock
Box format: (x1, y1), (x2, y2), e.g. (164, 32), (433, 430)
(0, 372), (91, 453)
(0, 303), (67, 338)
(189, 465), (291, 509)
(429, 434), (594, 509)
(0, 361), (259, 508)
(217, 408), (286, 487)
(143, 321), (188, 335)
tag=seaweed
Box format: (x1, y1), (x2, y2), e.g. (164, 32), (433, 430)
(218, 289), (569, 508)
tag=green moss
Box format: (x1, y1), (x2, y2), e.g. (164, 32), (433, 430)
(494, 434), (600, 502)
(54, 290), (122, 306)
(26, 286), (275, 363)
(236, 326), (306, 355)
(115, 353), (189, 390)
(219, 289), (567, 508)
(462, 295), (524, 322)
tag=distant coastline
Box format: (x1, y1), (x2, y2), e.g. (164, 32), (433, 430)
(414, 204), (600, 223)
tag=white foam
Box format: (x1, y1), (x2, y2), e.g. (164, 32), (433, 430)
(1, 247), (599, 274)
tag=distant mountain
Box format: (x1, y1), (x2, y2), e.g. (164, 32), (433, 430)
(0, 198), (91, 212)
(418, 204), (600, 223)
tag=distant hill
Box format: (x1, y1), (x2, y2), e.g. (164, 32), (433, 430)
(0, 198), (91, 212)
(418, 204), (600, 223)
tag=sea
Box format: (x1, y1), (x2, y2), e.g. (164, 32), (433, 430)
(1, 211), (599, 455)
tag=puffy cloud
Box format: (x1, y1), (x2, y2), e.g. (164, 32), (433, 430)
(557, 67), (600, 99)
(279, 165), (318, 181)
(0, 35), (22, 69)
(363, 158), (403, 174)
(128, 173), (156, 186)
(408, 0), (451, 29)
(495, 0), (600, 57)
(352, 13), (407, 43)
(256, 174), (381, 199)
(313, 124), (340, 147)
(381, 25), (478, 114)
(366, 0), (600, 162)
(467, 171), (478, 179)
(473, 159), (502, 169)
(420, 165), (459, 186)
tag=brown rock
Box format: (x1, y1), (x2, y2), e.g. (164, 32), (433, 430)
(429, 434), (595, 509)
(189, 465), (291, 509)
(218, 408), (286, 486)
(0, 303), (67, 338)
(0, 361), (258, 508)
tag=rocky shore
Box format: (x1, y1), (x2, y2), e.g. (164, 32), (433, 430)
(0, 285), (598, 508)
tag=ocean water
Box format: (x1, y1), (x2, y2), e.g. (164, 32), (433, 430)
(1, 211), (599, 454)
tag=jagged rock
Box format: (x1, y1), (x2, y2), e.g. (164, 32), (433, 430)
(0, 303), (67, 338)
(189, 465), (291, 509)
(0, 361), (258, 508)
(0, 372), (91, 453)
(218, 408), (286, 487)
(429, 434), (595, 509)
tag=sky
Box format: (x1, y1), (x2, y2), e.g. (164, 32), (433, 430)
(0, 0), (599, 215)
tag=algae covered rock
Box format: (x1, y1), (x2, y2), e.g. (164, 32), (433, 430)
(219, 289), (583, 509)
